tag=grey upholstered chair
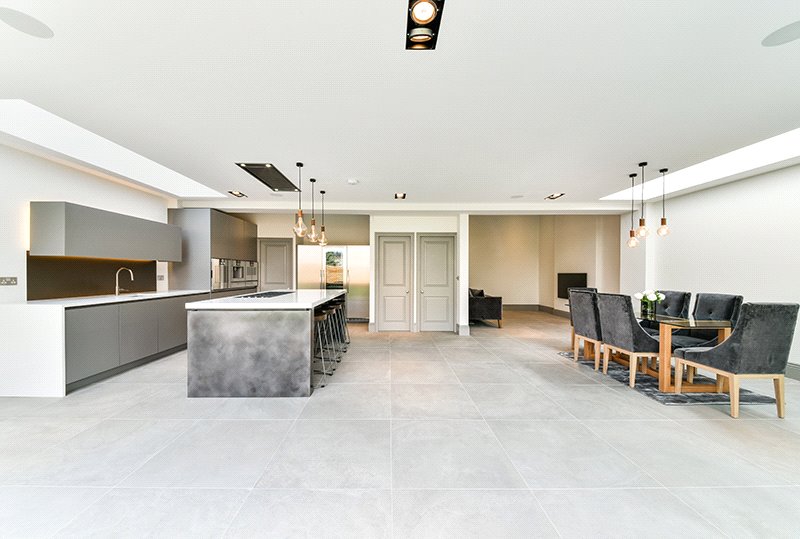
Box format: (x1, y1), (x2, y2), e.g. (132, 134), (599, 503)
(640, 290), (691, 335)
(670, 293), (744, 382)
(569, 290), (603, 370)
(597, 293), (661, 388)
(674, 303), (799, 418)
(568, 287), (598, 349)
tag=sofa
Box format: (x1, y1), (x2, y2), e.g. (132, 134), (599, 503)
(469, 288), (503, 328)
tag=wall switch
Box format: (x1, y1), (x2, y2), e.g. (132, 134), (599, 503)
(0, 276), (18, 286)
(157, 275), (165, 281)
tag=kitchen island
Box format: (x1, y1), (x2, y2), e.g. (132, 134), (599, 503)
(185, 289), (346, 397)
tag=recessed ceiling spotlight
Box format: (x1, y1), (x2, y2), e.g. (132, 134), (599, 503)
(510, 195), (524, 199)
(347, 179), (360, 185)
(228, 190), (247, 198)
(410, 0), (438, 25)
(409, 27), (433, 43)
(394, 193), (407, 200)
(544, 193), (566, 200)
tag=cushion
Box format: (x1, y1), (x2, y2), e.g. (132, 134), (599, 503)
(469, 288), (485, 297)
(673, 347), (713, 360)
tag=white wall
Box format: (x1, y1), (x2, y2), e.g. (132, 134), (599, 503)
(619, 163), (800, 365)
(469, 216), (540, 305)
(0, 145), (171, 304)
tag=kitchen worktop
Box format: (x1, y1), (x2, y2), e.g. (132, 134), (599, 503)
(27, 289), (210, 308)
(186, 289), (345, 311)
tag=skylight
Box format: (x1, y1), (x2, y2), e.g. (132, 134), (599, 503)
(601, 127), (800, 201)
(0, 99), (224, 199)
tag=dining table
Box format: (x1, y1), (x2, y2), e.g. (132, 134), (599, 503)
(639, 313), (733, 393)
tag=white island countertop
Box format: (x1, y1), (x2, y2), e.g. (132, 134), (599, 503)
(27, 289), (210, 308)
(186, 289), (345, 310)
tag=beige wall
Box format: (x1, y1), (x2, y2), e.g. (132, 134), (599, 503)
(240, 213), (370, 245)
(469, 216), (540, 305)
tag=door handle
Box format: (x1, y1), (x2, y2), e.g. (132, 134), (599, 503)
(420, 290), (425, 294)
(405, 290), (409, 294)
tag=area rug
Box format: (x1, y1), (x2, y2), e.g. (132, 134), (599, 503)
(558, 351), (775, 406)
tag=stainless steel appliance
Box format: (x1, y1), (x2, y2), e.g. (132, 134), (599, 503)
(214, 258), (258, 291)
(297, 245), (369, 320)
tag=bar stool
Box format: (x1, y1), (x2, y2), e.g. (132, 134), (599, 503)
(312, 312), (331, 388)
(321, 307), (343, 363)
(328, 304), (347, 356)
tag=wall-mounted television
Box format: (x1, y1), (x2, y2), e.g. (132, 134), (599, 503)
(557, 273), (588, 299)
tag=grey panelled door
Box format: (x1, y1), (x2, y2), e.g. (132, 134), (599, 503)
(418, 235), (455, 332)
(260, 239), (293, 291)
(377, 235), (412, 331)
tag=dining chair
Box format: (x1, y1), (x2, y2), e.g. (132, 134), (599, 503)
(640, 290), (691, 335)
(674, 303), (799, 418)
(672, 293), (744, 382)
(569, 289), (603, 370)
(597, 293), (661, 388)
(568, 287), (598, 349)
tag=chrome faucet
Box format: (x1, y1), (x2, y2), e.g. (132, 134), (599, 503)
(115, 267), (134, 295)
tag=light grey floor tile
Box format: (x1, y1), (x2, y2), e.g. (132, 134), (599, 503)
(463, 384), (570, 420)
(0, 397), (61, 418)
(104, 355), (187, 384)
(490, 348), (553, 363)
(0, 418), (99, 475)
(392, 384), (482, 419)
(54, 487), (247, 538)
(670, 486), (800, 537)
(208, 397), (307, 420)
(490, 420), (658, 488)
(112, 383), (225, 419)
(535, 488), (723, 538)
(391, 361), (457, 384)
(327, 360), (391, 384)
(0, 486), (108, 538)
(393, 489), (557, 538)
(451, 362), (522, 384)
(438, 348), (497, 363)
(227, 489), (391, 538)
(392, 420), (526, 488)
(3, 419), (191, 487)
(26, 383), (161, 419)
(299, 384), (390, 419)
(677, 418), (800, 483)
(389, 347), (444, 362)
(343, 348), (391, 361)
(585, 420), (789, 487)
(508, 363), (598, 388)
(120, 420), (291, 488)
(257, 420), (390, 488)
(549, 386), (670, 420)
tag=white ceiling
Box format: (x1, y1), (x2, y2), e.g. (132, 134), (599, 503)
(2, 0), (799, 212)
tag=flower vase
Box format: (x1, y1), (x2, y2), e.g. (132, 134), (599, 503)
(641, 299), (655, 319)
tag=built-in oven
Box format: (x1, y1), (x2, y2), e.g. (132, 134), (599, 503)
(211, 258), (229, 291)
(230, 260), (258, 288)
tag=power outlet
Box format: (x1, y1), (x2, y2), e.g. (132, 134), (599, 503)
(157, 275), (165, 281)
(0, 276), (18, 286)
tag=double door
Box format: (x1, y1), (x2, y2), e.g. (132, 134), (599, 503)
(376, 234), (455, 332)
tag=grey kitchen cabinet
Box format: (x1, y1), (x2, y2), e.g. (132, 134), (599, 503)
(30, 202), (182, 262)
(157, 293), (209, 351)
(119, 301), (159, 365)
(65, 304), (120, 384)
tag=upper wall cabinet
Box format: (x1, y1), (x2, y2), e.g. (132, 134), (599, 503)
(210, 209), (257, 261)
(30, 202), (182, 262)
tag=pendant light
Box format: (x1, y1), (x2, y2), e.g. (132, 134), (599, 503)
(318, 190), (329, 246)
(657, 168), (671, 236)
(292, 162), (308, 237)
(626, 173), (639, 248)
(637, 161), (649, 238)
(308, 178), (319, 243)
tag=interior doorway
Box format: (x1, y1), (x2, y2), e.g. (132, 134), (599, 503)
(376, 234), (413, 331)
(258, 238), (293, 291)
(417, 235), (456, 332)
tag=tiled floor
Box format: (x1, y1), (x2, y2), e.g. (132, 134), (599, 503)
(2, 311), (800, 537)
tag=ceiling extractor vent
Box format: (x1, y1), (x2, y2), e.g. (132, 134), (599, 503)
(235, 163), (299, 192)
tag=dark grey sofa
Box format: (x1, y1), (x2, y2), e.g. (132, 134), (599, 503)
(468, 288), (503, 328)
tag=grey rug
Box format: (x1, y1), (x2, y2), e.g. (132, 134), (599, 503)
(558, 351), (775, 406)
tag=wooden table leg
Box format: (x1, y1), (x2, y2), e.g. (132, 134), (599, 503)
(585, 341), (595, 362)
(658, 323), (673, 392)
